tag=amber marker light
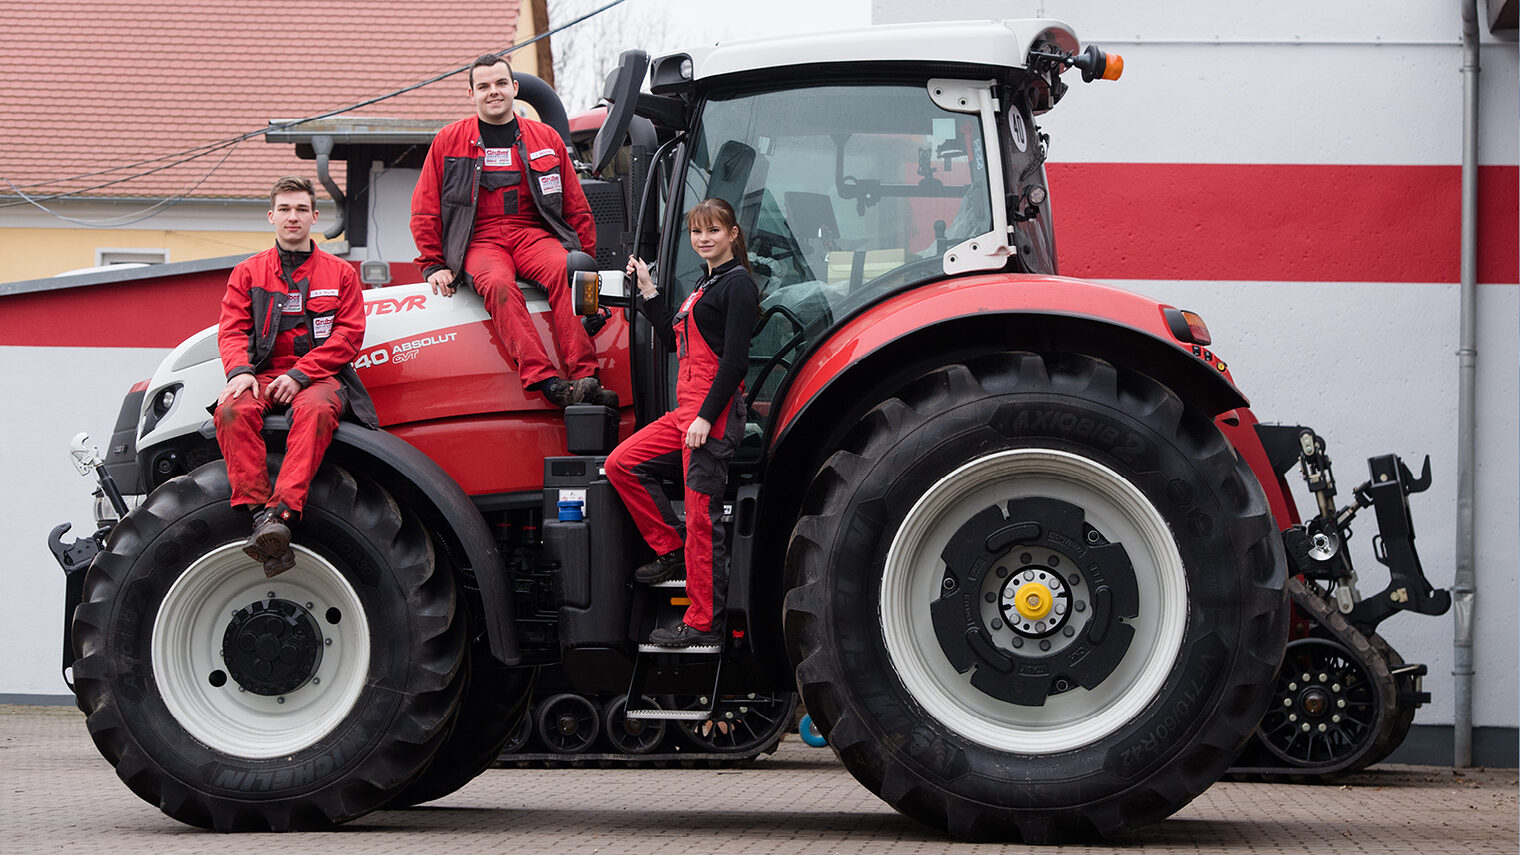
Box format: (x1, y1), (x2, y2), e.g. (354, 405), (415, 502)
(1163, 307), (1213, 345)
(1101, 53), (1124, 81)
(1073, 45), (1124, 83)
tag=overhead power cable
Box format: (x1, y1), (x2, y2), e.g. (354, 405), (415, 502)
(0, 0), (628, 226)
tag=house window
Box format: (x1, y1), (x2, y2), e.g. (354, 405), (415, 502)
(96, 248), (168, 266)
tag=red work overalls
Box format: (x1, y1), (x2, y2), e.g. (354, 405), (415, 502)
(468, 145), (597, 387)
(606, 283), (747, 632)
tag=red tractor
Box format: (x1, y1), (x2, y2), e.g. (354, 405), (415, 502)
(50, 19), (1448, 841)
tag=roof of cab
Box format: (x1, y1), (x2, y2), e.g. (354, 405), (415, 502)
(673, 19), (1080, 84)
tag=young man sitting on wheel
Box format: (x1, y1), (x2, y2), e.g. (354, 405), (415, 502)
(214, 176), (377, 577)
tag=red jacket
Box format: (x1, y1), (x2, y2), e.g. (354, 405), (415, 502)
(217, 243), (377, 425)
(410, 114), (596, 278)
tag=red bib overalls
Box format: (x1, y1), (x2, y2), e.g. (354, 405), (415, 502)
(468, 140), (597, 387)
(606, 282), (747, 632)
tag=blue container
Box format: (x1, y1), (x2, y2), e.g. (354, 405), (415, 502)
(557, 499), (585, 522)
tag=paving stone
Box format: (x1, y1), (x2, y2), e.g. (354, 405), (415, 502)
(3, 704), (1515, 854)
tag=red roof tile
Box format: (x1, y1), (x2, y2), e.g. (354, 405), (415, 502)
(0, 1), (526, 202)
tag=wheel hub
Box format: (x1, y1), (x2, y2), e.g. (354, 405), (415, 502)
(221, 598), (324, 696)
(929, 497), (1139, 706)
(1003, 569), (1067, 632)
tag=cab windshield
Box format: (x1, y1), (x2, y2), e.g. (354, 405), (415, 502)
(670, 83), (993, 415)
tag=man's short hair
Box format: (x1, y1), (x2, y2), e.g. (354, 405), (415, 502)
(469, 54), (513, 88)
(269, 175), (317, 208)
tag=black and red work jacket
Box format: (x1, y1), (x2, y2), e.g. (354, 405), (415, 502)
(217, 242), (378, 427)
(410, 114), (597, 280)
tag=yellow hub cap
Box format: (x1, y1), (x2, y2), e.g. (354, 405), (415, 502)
(1013, 582), (1054, 621)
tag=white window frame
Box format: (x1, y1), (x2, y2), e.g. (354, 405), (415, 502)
(95, 248), (169, 266)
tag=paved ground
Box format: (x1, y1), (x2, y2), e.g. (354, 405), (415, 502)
(3, 703), (1515, 854)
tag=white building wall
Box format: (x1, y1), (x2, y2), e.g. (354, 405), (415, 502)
(3, 346), (170, 697)
(877, 0), (1519, 736)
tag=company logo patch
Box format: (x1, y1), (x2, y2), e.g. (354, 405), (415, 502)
(538, 173), (562, 195)
(312, 316), (333, 339)
(484, 147), (512, 167)
(283, 292), (303, 313)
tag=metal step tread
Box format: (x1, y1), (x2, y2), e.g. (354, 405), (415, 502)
(651, 578), (688, 588)
(637, 643), (721, 654)
(624, 709), (713, 720)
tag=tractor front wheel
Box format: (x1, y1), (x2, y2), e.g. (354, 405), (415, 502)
(784, 353), (1287, 841)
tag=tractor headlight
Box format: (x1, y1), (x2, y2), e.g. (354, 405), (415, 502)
(142, 383), (183, 434)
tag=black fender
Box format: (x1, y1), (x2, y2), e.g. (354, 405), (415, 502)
(249, 416), (520, 665)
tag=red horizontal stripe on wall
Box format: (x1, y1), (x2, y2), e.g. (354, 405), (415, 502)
(1048, 163), (1518, 284)
(0, 261), (427, 348)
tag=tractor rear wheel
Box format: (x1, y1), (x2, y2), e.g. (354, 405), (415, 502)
(72, 462), (465, 830)
(783, 353), (1287, 841)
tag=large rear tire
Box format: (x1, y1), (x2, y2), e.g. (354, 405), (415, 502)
(783, 353), (1287, 841)
(72, 462), (465, 830)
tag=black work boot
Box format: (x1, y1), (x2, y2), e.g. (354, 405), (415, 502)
(648, 621), (723, 648)
(243, 505), (293, 563)
(634, 550), (684, 584)
(572, 376), (619, 408)
(540, 377), (580, 408)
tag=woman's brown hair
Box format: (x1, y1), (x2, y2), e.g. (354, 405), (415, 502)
(686, 198), (751, 272)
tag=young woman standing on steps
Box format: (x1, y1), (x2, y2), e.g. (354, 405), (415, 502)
(606, 198), (760, 648)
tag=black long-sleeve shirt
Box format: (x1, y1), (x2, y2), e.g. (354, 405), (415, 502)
(638, 258), (759, 424)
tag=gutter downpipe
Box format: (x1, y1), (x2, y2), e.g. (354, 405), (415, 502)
(1453, 0), (1480, 769)
(311, 134), (348, 241)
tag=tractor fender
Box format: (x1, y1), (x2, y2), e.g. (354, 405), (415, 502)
(770, 274), (1248, 453)
(256, 415), (521, 666)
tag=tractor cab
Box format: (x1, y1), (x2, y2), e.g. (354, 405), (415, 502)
(590, 20), (1116, 443)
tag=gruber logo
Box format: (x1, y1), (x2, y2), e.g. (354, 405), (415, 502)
(354, 331), (459, 368)
(364, 295), (427, 316)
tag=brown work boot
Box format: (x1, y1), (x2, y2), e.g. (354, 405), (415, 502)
(242, 505), (292, 563)
(263, 547), (296, 578)
(572, 376), (619, 408)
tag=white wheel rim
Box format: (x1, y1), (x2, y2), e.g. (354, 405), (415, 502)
(880, 448), (1187, 753)
(152, 542), (371, 758)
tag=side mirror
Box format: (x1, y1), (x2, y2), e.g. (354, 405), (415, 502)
(591, 50), (650, 175)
